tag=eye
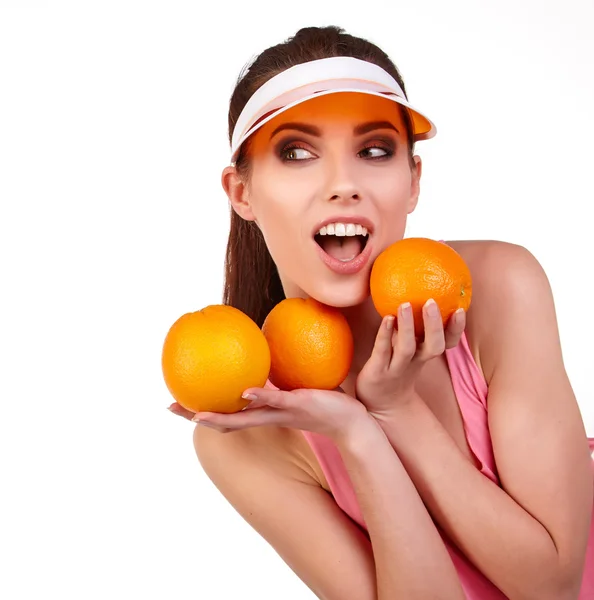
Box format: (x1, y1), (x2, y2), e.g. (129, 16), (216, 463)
(358, 145), (393, 159)
(281, 144), (315, 161)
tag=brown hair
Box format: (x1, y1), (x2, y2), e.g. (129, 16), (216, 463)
(223, 25), (416, 327)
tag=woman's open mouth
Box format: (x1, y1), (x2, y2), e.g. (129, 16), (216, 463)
(313, 220), (373, 275)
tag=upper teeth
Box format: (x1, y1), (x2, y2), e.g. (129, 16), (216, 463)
(317, 223), (368, 236)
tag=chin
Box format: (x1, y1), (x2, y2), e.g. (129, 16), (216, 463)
(306, 277), (371, 308)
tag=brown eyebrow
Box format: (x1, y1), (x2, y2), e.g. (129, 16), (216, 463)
(269, 122), (322, 139)
(269, 120), (400, 140)
(354, 120), (400, 136)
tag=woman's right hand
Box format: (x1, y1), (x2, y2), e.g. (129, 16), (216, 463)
(167, 378), (281, 429)
(167, 379), (373, 442)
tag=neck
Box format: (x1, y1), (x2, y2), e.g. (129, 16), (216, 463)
(339, 296), (383, 375)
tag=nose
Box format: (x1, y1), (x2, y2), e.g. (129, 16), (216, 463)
(325, 154), (361, 204)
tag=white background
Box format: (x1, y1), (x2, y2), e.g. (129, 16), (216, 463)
(1, 1), (593, 598)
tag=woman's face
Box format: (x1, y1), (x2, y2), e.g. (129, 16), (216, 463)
(227, 92), (422, 307)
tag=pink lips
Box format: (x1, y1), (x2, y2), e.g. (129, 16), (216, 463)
(312, 214), (376, 275)
(314, 235), (374, 275)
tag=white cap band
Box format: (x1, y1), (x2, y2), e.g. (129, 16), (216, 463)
(230, 56), (436, 163)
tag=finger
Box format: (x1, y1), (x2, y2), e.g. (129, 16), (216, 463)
(390, 302), (417, 371)
(369, 315), (396, 369)
(193, 406), (288, 431)
(169, 403), (229, 431)
(445, 309), (466, 349)
(240, 392), (269, 410)
(167, 402), (196, 421)
(241, 388), (295, 410)
(194, 421), (231, 434)
(193, 388), (309, 431)
(416, 299), (446, 362)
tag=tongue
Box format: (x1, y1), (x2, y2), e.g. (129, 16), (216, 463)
(319, 236), (363, 262)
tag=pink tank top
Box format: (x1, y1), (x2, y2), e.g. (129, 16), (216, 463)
(301, 331), (594, 598)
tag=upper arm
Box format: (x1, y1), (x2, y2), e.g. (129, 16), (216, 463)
(476, 242), (593, 578)
(193, 426), (378, 600)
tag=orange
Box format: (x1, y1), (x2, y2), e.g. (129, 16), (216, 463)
(262, 297), (354, 391)
(370, 237), (472, 338)
(161, 305), (270, 414)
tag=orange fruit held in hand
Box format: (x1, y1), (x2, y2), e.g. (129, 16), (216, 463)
(370, 237), (472, 338)
(161, 305), (270, 414)
(262, 297), (354, 391)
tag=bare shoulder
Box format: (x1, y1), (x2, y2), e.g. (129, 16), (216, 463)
(445, 238), (538, 271)
(193, 423), (326, 488)
(445, 238), (545, 288)
(444, 239), (550, 383)
(192, 424), (377, 600)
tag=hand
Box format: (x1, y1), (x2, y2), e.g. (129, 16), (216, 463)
(355, 299), (466, 419)
(168, 380), (371, 443)
(167, 378), (280, 429)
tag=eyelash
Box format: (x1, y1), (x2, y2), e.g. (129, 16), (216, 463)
(279, 141), (395, 162)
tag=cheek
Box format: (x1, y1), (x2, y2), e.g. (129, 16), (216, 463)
(250, 167), (314, 227)
(250, 195), (304, 259)
(371, 166), (413, 205)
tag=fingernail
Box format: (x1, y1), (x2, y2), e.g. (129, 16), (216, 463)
(192, 417), (215, 427)
(242, 392), (258, 401)
(400, 303), (412, 317)
(455, 308), (465, 323)
(426, 299), (439, 317)
(385, 315), (395, 330)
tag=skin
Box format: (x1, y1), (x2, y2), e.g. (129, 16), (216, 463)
(168, 92), (594, 599)
(224, 93), (420, 371)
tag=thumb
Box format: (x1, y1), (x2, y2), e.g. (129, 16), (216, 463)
(264, 378), (280, 390)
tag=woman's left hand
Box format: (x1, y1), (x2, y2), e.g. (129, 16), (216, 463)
(355, 300), (466, 418)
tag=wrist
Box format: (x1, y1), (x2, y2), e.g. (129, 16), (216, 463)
(369, 390), (425, 425)
(331, 409), (385, 450)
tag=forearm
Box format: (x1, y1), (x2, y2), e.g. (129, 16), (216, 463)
(375, 394), (572, 600)
(333, 414), (465, 600)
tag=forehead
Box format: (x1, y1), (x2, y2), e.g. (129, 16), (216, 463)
(252, 92), (406, 140)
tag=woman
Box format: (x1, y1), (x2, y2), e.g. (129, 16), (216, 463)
(168, 26), (594, 599)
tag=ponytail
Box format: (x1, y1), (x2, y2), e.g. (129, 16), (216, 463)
(222, 209), (285, 327)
